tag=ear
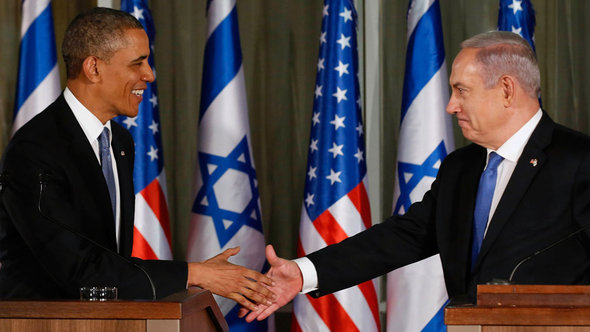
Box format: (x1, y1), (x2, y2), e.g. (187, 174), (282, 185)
(81, 56), (101, 83)
(499, 75), (516, 107)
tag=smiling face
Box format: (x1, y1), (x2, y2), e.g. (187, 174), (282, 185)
(95, 28), (154, 119)
(446, 48), (510, 150)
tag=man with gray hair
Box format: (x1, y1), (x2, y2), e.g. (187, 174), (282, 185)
(242, 30), (590, 321)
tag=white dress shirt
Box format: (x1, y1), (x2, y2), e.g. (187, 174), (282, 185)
(64, 87), (121, 250)
(295, 109), (543, 293)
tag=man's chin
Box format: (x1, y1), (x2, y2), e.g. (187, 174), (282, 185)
(121, 108), (139, 118)
(460, 128), (474, 142)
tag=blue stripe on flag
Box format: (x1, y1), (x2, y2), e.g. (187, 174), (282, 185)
(400, 0), (445, 122)
(199, 6), (243, 119)
(189, 2), (270, 329)
(421, 300), (448, 332)
(388, 0), (451, 331)
(15, 3), (57, 112)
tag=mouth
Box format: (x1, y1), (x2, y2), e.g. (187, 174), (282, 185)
(131, 89), (144, 98)
(455, 117), (469, 127)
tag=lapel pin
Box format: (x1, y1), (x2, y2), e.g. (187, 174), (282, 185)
(530, 158), (537, 167)
(121, 151), (126, 156)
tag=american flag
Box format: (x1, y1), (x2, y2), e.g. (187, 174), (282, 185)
(498, 0), (537, 52)
(114, 0), (173, 260)
(386, 1), (454, 331)
(292, 1), (380, 331)
(13, 0), (60, 135)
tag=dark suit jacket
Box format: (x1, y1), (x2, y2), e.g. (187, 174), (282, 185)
(307, 113), (590, 301)
(0, 94), (187, 299)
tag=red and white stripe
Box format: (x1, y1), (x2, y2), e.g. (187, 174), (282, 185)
(132, 170), (172, 260)
(293, 177), (380, 332)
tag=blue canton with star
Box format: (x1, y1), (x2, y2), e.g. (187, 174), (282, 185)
(303, 0), (367, 222)
(394, 141), (447, 216)
(498, 0), (536, 52)
(115, 0), (164, 194)
(192, 136), (263, 248)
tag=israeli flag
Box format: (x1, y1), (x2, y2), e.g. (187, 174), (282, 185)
(386, 0), (454, 331)
(13, 0), (60, 135)
(186, 1), (271, 331)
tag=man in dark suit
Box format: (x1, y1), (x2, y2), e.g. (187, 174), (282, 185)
(0, 7), (275, 310)
(241, 30), (590, 321)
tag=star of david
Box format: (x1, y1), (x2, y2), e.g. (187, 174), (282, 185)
(192, 136), (262, 247)
(394, 141), (448, 215)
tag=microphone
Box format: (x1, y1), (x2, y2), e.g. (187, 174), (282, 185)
(37, 170), (157, 300)
(507, 223), (590, 283)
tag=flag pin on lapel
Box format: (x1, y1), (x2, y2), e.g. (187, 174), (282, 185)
(530, 158), (537, 167)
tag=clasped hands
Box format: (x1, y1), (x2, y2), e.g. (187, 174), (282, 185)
(238, 244), (303, 322)
(187, 244), (302, 319)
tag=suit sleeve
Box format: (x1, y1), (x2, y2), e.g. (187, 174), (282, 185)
(306, 167), (443, 297)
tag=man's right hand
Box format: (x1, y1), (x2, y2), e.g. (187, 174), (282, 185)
(239, 244), (303, 322)
(187, 247), (276, 312)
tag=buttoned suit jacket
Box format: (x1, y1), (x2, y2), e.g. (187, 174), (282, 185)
(0, 94), (187, 299)
(307, 112), (590, 300)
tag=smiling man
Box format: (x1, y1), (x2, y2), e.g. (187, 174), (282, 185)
(0, 8), (275, 309)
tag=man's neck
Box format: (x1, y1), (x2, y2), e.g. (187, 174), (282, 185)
(66, 80), (112, 124)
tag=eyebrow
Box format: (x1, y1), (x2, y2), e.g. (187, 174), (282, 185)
(130, 55), (148, 63)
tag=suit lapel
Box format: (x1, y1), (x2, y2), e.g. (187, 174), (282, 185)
(475, 113), (554, 267)
(55, 96), (119, 250)
(111, 124), (135, 257)
(444, 145), (486, 291)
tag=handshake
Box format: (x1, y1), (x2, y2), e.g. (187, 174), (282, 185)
(191, 244), (301, 322)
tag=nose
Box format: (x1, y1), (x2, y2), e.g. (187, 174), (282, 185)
(142, 64), (155, 83)
(446, 92), (459, 115)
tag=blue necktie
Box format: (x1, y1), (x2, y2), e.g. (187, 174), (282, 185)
(99, 127), (116, 220)
(471, 152), (503, 267)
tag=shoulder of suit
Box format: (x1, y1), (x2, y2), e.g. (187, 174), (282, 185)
(443, 143), (483, 164)
(548, 123), (590, 154)
(9, 97), (66, 145)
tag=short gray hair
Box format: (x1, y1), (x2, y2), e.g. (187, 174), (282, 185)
(461, 31), (540, 99)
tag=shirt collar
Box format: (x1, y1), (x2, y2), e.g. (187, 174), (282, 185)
(64, 87), (112, 143)
(488, 109), (542, 163)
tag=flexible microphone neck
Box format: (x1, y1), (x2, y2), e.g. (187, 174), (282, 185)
(37, 171), (157, 300)
(508, 223), (590, 283)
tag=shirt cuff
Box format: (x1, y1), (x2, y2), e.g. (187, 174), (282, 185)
(293, 257), (318, 294)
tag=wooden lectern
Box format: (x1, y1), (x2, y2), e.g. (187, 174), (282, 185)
(445, 284), (590, 332)
(0, 287), (228, 332)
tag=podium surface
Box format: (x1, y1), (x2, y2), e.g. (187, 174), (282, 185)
(0, 287), (228, 332)
(445, 285), (590, 332)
